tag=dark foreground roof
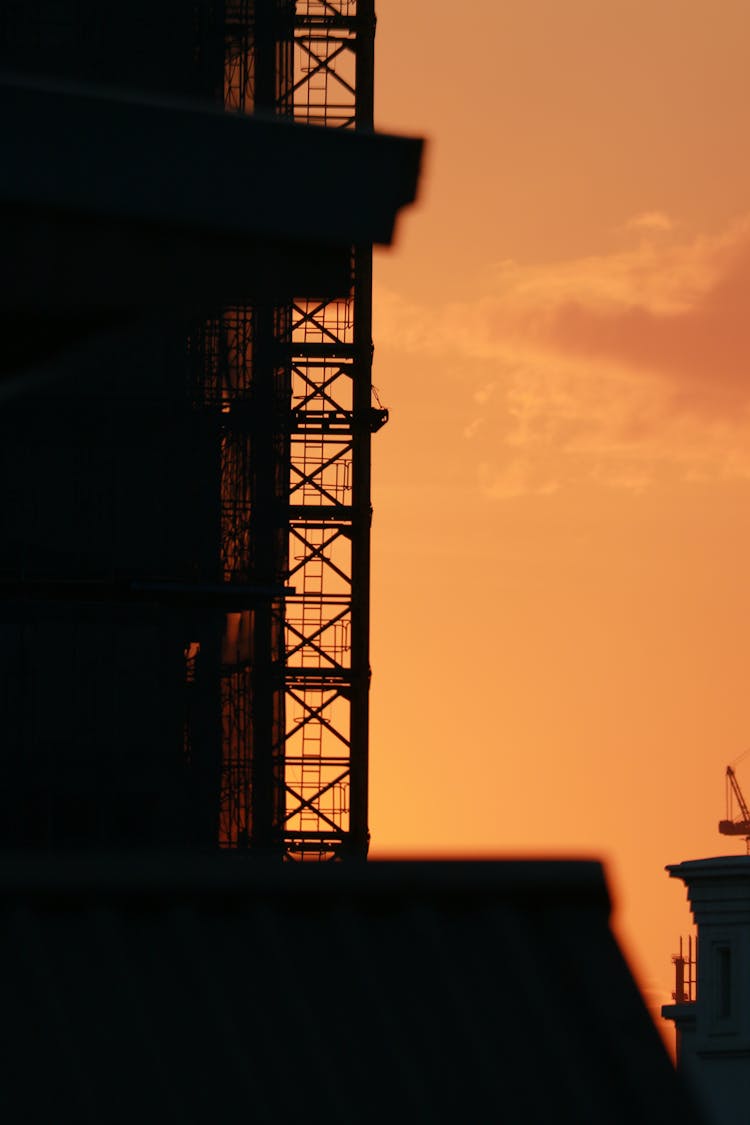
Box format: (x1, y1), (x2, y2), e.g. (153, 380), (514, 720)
(0, 858), (700, 1124)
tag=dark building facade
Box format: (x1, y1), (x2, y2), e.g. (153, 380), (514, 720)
(0, 2), (419, 857)
(0, 3), (223, 849)
(0, 327), (223, 847)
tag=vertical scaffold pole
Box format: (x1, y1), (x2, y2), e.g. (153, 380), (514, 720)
(281, 0), (377, 859)
(349, 2), (376, 855)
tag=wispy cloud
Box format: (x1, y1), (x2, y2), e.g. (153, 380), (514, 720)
(375, 216), (750, 496)
(624, 210), (675, 234)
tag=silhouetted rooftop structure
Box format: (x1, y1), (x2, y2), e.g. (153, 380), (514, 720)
(664, 855), (750, 1125)
(0, 6), (422, 855)
(0, 70), (421, 374)
(0, 858), (702, 1124)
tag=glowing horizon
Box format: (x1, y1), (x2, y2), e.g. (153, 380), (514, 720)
(368, 0), (750, 1038)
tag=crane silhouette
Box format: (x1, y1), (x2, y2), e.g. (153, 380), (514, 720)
(719, 760), (750, 853)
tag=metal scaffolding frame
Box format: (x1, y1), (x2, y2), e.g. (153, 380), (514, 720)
(209, 0), (377, 859)
(282, 0), (376, 860)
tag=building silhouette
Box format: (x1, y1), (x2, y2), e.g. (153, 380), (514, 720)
(0, 856), (705, 1125)
(0, 0), (420, 858)
(663, 856), (750, 1125)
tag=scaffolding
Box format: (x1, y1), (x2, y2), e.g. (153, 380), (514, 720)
(0, 0), (390, 857)
(283, 0), (376, 860)
(205, 0), (376, 859)
(672, 935), (697, 1004)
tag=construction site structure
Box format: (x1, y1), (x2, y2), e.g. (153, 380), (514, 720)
(671, 933), (697, 1005)
(215, 0), (378, 859)
(719, 764), (750, 852)
(0, 1), (387, 861)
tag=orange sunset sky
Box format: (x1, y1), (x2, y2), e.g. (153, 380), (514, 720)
(366, 0), (750, 1028)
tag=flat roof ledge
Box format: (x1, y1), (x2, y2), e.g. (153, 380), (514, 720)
(0, 72), (423, 250)
(667, 856), (750, 926)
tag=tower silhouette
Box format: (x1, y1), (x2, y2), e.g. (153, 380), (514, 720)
(0, 1), (391, 860)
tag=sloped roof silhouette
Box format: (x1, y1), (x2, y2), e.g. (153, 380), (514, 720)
(0, 858), (702, 1124)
